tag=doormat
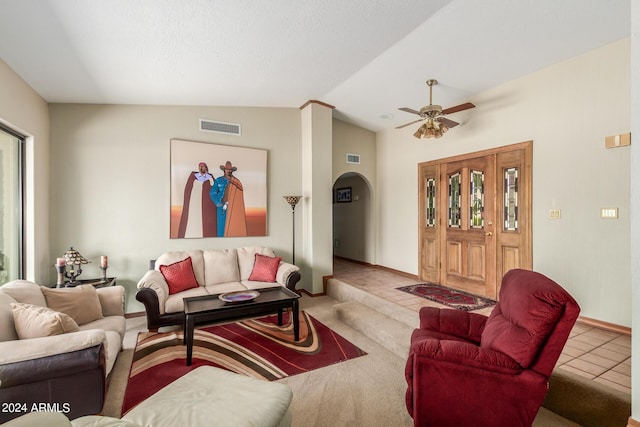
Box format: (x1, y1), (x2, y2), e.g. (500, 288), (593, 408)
(396, 283), (496, 311)
(122, 310), (366, 414)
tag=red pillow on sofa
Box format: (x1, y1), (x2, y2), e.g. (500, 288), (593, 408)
(248, 254), (282, 282)
(159, 257), (199, 295)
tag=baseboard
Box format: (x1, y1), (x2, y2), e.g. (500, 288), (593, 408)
(577, 316), (631, 335)
(125, 311), (146, 319)
(334, 256), (419, 280)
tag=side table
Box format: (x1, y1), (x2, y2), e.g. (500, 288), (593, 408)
(52, 277), (117, 288)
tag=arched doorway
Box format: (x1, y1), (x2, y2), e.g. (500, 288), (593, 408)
(332, 173), (373, 264)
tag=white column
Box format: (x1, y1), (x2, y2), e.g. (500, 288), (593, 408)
(300, 100), (334, 294)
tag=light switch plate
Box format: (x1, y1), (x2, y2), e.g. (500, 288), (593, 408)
(549, 209), (561, 219)
(600, 208), (619, 219)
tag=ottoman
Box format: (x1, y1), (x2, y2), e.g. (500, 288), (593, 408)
(123, 366), (293, 427)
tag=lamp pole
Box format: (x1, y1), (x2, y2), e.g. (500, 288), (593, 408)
(283, 196), (302, 264)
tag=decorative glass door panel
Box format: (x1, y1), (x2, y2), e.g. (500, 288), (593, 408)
(426, 178), (436, 227)
(448, 172), (461, 228)
(504, 167), (518, 231)
(470, 170), (484, 229)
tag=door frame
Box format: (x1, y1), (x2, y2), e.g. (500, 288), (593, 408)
(418, 141), (532, 297)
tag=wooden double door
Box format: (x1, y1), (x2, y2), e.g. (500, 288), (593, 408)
(418, 142), (532, 299)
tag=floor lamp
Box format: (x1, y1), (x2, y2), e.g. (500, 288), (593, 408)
(283, 196), (302, 264)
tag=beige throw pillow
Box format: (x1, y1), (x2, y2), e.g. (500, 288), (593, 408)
(41, 284), (104, 326)
(11, 303), (80, 339)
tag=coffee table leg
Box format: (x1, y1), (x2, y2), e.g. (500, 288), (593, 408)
(277, 308), (283, 326)
(185, 314), (195, 366)
(292, 300), (299, 341)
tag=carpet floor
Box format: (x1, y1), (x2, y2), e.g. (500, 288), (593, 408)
(122, 310), (365, 414)
(104, 295), (586, 426)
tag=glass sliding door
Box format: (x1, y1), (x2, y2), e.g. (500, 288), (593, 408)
(0, 125), (24, 283)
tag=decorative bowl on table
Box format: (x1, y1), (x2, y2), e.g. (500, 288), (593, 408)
(218, 290), (260, 303)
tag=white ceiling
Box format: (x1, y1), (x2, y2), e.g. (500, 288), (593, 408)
(0, 0), (631, 132)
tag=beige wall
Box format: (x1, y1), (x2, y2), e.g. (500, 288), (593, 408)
(0, 60), (50, 283)
(49, 104), (301, 311)
(332, 119), (377, 264)
(333, 174), (372, 262)
(376, 38), (631, 326)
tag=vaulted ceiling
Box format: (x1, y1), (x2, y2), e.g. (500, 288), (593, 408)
(0, 0), (630, 131)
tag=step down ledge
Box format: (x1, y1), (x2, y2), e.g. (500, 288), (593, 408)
(334, 301), (413, 359)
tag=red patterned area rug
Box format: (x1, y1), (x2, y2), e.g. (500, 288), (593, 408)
(122, 311), (366, 414)
(396, 283), (496, 311)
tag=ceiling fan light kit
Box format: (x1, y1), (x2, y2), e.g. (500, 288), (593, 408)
(397, 79), (475, 139)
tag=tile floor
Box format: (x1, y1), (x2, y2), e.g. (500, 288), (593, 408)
(331, 257), (631, 394)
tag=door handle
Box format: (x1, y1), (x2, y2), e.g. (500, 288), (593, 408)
(485, 231), (493, 236)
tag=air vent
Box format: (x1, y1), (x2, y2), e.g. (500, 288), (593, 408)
(199, 119), (241, 136)
(346, 153), (360, 164)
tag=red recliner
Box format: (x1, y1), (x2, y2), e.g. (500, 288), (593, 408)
(405, 269), (580, 427)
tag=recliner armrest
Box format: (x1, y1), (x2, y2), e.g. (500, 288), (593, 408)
(419, 306), (488, 343)
(409, 337), (521, 374)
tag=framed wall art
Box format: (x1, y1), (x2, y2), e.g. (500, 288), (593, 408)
(170, 139), (267, 238)
(336, 187), (352, 203)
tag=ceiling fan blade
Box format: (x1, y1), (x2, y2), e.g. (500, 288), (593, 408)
(398, 107), (422, 116)
(395, 118), (425, 129)
(438, 117), (459, 128)
(442, 102), (475, 115)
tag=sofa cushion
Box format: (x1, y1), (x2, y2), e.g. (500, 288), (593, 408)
(164, 286), (209, 314)
(237, 246), (276, 280)
(11, 303), (80, 339)
(203, 249), (240, 285)
(248, 254), (282, 282)
(0, 280), (47, 307)
(0, 292), (19, 341)
(156, 250), (205, 286)
(41, 285), (104, 326)
(160, 257), (200, 295)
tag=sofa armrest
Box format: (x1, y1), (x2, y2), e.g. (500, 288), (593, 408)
(0, 343), (105, 388)
(137, 270), (169, 315)
(0, 344), (106, 424)
(0, 329), (107, 365)
(96, 286), (125, 317)
(418, 306), (488, 343)
(276, 262), (301, 292)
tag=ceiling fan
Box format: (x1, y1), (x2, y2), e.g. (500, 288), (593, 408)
(396, 79), (475, 139)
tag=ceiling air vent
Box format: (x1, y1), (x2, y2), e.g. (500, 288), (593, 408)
(199, 119), (241, 136)
(346, 153), (360, 164)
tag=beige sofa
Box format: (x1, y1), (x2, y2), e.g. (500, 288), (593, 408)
(0, 280), (126, 423)
(136, 246), (301, 331)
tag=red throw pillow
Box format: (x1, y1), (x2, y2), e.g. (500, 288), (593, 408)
(159, 257), (199, 295)
(248, 254), (282, 282)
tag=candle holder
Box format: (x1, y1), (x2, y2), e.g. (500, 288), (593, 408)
(55, 265), (66, 288)
(100, 266), (108, 282)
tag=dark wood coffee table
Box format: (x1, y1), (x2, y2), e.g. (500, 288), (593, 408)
(183, 286), (300, 366)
